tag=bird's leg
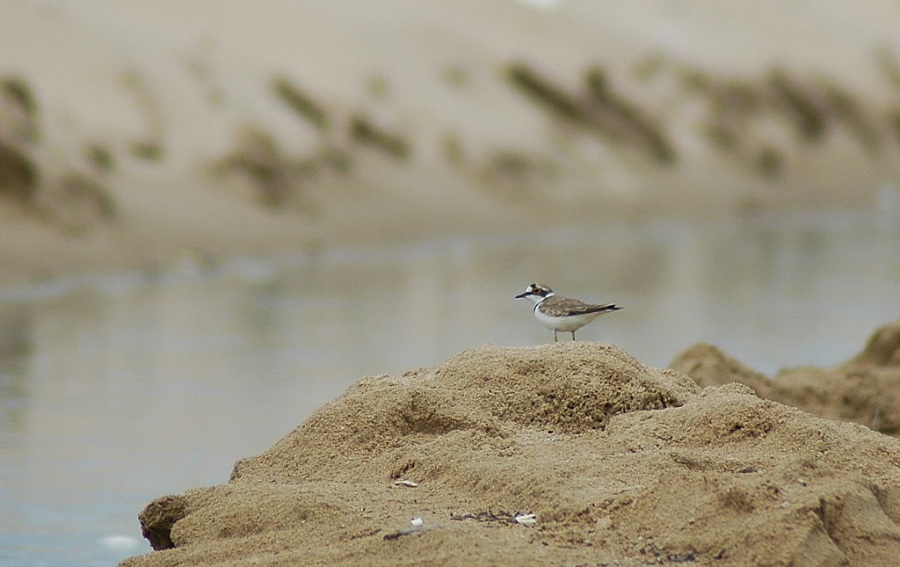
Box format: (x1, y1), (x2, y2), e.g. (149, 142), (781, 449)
(554, 331), (558, 342)
(571, 331), (576, 341)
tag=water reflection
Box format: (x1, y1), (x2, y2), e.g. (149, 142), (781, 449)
(0, 305), (31, 438)
(0, 209), (898, 565)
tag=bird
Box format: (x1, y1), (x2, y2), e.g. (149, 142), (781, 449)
(515, 283), (621, 342)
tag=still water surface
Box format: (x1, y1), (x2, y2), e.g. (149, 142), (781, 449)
(1, 209), (899, 565)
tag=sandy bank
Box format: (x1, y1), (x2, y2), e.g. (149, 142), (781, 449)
(3, 1), (900, 286)
(123, 321), (900, 566)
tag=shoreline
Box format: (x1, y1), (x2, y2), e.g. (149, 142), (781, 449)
(1, 198), (892, 297)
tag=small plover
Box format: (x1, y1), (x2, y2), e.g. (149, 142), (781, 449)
(515, 283), (621, 342)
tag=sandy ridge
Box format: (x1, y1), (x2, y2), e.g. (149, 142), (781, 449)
(124, 322), (900, 566)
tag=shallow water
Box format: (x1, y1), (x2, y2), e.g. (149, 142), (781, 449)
(1, 209), (899, 565)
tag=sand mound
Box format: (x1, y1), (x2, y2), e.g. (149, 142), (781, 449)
(672, 321), (900, 436)
(123, 342), (900, 566)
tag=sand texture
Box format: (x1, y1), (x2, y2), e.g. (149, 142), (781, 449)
(123, 324), (900, 566)
(672, 321), (900, 437)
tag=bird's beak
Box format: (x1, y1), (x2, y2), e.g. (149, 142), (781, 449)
(515, 292), (529, 299)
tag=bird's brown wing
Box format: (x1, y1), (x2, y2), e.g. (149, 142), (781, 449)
(539, 296), (620, 317)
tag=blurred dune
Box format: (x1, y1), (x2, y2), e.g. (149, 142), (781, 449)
(1, 0), (900, 284)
